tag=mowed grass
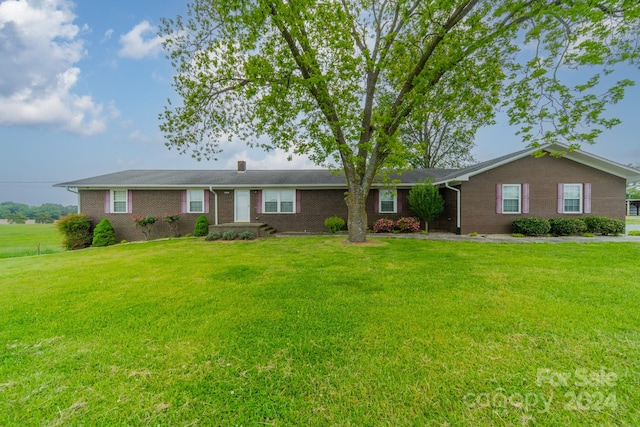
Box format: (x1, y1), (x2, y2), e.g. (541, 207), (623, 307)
(0, 224), (63, 258)
(1, 237), (639, 426)
(627, 216), (640, 225)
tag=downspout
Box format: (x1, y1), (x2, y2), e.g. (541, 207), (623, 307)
(444, 182), (461, 235)
(208, 187), (219, 225)
(65, 187), (80, 213)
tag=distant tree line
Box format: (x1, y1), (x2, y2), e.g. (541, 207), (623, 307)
(0, 202), (78, 224)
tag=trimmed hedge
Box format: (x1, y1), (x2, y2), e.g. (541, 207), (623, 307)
(584, 216), (625, 235)
(511, 217), (550, 236)
(549, 218), (587, 236)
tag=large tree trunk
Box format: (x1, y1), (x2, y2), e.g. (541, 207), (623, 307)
(345, 188), (368, 243)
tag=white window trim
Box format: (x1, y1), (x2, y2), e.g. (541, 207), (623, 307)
(563, 183), (583, 214)
(111, 189), (128, 214)
(379, 189), (397, 214)
(262, 189), (296, 214)
(502, 184), (521, 214)
(187, 189), (205, 213)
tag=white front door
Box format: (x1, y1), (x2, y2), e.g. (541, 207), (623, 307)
(234, 190), (250, 222)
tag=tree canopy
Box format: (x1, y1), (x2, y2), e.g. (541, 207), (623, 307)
(160, 0), (640, 242)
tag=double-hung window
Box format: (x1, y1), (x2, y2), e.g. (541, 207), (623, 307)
(563, 184), (582, 213)
(111, 189), (128, 213)
(502, 184), (521, 214)
(187, 190), (204, 213)
(263, 190), (295, 213)
(379, 190), (397, 213)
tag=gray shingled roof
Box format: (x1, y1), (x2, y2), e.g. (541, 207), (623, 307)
(54, 143), (640, 189)
(55, 168), (459, 188)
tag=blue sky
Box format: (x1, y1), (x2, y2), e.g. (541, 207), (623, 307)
(1, 0), (639, 206)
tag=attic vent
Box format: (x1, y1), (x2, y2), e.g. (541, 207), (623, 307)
(237, 161), (247, 172)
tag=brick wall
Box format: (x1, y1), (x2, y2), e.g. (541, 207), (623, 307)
(79, 189), (216, 242)
(458, 155), (627, 234)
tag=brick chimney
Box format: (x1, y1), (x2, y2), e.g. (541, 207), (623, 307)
(237, 160), (247, 173)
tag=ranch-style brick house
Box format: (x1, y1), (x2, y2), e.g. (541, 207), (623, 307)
(55, 143), (640, 241)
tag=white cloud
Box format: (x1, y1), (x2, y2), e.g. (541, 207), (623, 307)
(224, 148), (322, 170)
(118, 20), (165, 59)
(0, 0), (109, 135)
(103, 28), (114, 41)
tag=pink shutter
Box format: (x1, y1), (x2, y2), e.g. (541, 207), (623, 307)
(374, 190), (379, 214)
(396, 191), (402, 213)
(127, 190), (133, 214)
(181, 190), (187, 213)
(104, 190), (110, 213)
(204, 190), (210, 213)
(496, 184), (502, 214)
(256, 190), (262, 214)
(557, 183), (564, 214)
(522, 183), (529, 214)
(296, 190), (301, 214)
(584, 183), (591, 213)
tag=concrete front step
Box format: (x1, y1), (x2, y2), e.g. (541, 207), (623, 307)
(208, 223), (276, 237)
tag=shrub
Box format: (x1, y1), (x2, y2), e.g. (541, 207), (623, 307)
(92, 218), (116, 247)
(238, 230), (256, 240)
(602, 219), (625, 235)
(512, 233), (525, 238)
(511, 217), (550, 236)
(549, 218), (586, 236)
(628, 230), (640, 236)
(222, 230), (238, 240)
(324, 216), (346, 233)
(57, 213), (93, 250)
(194, 215), (209, 237)
(373, 218), (395, 233)
(205, 231), (223, 241)
(133, 215), (159, 240)
(163, 213), (182, 237)
(396, 217), (420, 233)
(584, 216), (625, 235)
(583, 216), (608, 234)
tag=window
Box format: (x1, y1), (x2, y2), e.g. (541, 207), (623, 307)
(263, 190), (295, 213)
(111, 190), (128, 213)
(563, 184), (582, 213)
(502, 184), (521, 214)
(379, 190), (397, 213)
(187, 190), (204, 213)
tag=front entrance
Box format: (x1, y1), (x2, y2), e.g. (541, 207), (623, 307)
(234, 190), (250, 222)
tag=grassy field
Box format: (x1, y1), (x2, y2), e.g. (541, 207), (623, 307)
(1, 237), (639, 426)
(627, 216), (640, 225)
(0, 224), (63, 258)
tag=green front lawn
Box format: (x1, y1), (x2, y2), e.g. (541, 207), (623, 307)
(0, 224), (63, 258)
(1, 238), (639, 425)
(627, 216), (640, 225)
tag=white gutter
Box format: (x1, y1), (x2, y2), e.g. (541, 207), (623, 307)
(65, 187), (80, 213)
(445, 182), (461, 235)
(209, 187), (219, 225)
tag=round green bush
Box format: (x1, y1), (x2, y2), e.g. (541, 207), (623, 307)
(57, 213), (93, 250)
(194, 215), (210, 237)
(584, 216), (625, 235)
(92, 218), (117, 247)
(238, 230), (256, 240)
(549, 218), (586, 236)
(222, 230), (238, 240)
(205, 231), (223, 241)
(324, 216), (346, 233)
(511, 217), (550, 236)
